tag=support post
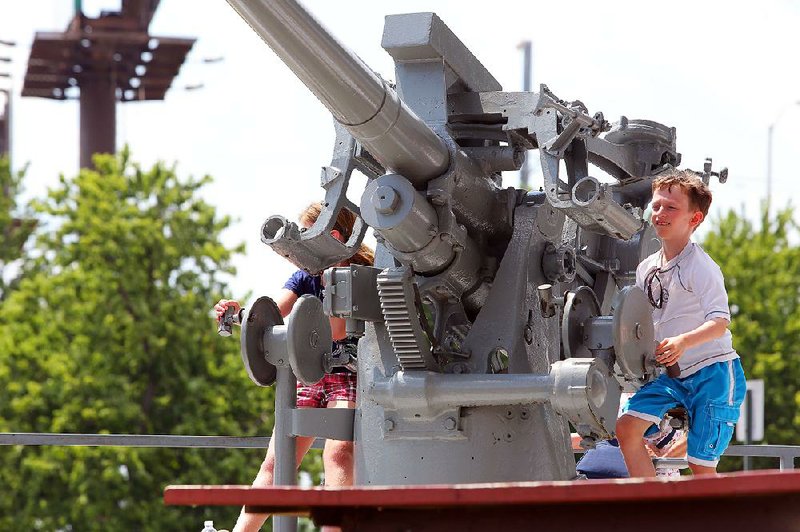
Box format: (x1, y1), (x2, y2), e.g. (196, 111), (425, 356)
(744, 388), (752, 471)
(79, 71), (116, 169)
(273, 367), (298, 532)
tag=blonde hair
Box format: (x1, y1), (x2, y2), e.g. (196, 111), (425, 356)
(299, 202), (375, 266)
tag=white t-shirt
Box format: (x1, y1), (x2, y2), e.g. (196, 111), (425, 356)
(636, 241), (738, 378)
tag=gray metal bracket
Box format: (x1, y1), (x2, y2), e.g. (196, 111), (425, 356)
(380, 407), (466, 441)
(260, 122), (384, 274)
(323, 264), (384, 322)
(382, 12), (501, 96)
(291, 407), (355, 441)
(447, 87), (682, 241)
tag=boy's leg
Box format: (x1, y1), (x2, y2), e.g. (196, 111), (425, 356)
(688, 462), (718, 476)
(617, 375), (682, 478)
(616, 414), (658, 478)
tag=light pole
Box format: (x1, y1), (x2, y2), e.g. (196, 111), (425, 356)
(766, 101), (800, 213)
(517, 40), (532, 189)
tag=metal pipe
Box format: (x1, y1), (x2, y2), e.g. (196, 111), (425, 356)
(0, 432), (328, 449)
(225, 0), (449, 184)
(372, 371), (554, 412)
(273, 367), (298, 532)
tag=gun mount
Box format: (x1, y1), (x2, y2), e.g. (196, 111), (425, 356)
(226, 0), (727, 486)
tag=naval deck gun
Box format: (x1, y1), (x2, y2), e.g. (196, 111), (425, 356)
(225, 0), (726, 486)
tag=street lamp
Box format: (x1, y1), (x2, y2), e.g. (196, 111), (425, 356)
(766, 100), (800, 212)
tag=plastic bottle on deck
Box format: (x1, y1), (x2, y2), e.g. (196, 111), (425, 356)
(201, 520), (217, 532)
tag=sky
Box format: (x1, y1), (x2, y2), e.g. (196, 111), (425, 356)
(1, 0), (799, 304)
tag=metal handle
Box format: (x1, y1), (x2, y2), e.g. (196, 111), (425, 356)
(217, 306), (241, 337)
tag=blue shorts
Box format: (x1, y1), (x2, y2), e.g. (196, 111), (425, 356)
(622, 359), (745, 467)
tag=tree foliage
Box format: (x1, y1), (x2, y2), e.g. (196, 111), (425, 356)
(0, 151), (283, 530)
(0, 156), (35, 300)
(702, 205), (800, 448)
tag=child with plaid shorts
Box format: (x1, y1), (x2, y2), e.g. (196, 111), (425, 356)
(214, 202), (373, 532)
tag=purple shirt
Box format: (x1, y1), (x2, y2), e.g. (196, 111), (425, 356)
(283, 270), (323, 300)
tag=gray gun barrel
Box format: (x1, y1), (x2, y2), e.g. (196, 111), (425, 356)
(226, 0), (450, 184)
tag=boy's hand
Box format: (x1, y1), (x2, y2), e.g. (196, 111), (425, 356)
(655, 335), (688, 366)
(214, 299), (241, 322)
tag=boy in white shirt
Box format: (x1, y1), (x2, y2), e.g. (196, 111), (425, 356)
(616, 170), (745, 477)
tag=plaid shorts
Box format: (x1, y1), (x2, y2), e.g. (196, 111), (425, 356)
(296, 372), (357, 408)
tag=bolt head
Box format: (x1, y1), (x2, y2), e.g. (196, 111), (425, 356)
(372, 185), (399, 215)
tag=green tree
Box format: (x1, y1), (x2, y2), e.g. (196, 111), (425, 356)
(703, 206), (800, 450)
(0, 150), (281, 530)
(0, 156), (35, 300)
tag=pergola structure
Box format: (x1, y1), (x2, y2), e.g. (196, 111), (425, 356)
(21, 0), (194, 168)
(0, 90), (9, 160)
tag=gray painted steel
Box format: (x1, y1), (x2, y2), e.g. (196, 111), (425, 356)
(224, 0), (731, 488)
(273, 367), (298, 532)
(291, 408), (354, 442)
(285, 295), (332, 385)
(224, 0), (449, 183)
(260, 122), (380, 275)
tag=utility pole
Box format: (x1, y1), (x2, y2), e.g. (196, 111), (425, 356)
(766, 101), (800, 214)
(21, 1), (195, 169)
(517, 40), (532, 189)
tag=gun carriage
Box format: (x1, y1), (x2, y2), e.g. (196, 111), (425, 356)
(222, 0), (726, 486)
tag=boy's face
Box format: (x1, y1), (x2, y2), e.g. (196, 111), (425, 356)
(650, 185), (704, 243)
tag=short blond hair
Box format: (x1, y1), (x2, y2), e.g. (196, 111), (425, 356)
(652, 170), (713, 219)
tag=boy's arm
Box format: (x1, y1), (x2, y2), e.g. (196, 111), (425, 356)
(654, 317), (729, 367)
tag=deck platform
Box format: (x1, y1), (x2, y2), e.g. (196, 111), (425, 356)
(166, 469), (800, 531)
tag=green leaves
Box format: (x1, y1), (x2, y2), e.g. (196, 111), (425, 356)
(0, 151), (273, 530)
(0, 156), (35, 300)
(703, 205), (800, 448)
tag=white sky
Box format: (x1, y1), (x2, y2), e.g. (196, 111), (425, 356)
(1, 1), (799, 303)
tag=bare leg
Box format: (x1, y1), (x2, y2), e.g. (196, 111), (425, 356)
(689, 463), (717, 476)
(321, 400), (356, 487)
(232, 431), (315, 532)
(616, 414), (657, 478)
(318, 400), (355, 532)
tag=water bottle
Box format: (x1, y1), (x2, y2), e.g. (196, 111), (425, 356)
(201, 520), (217, 532)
